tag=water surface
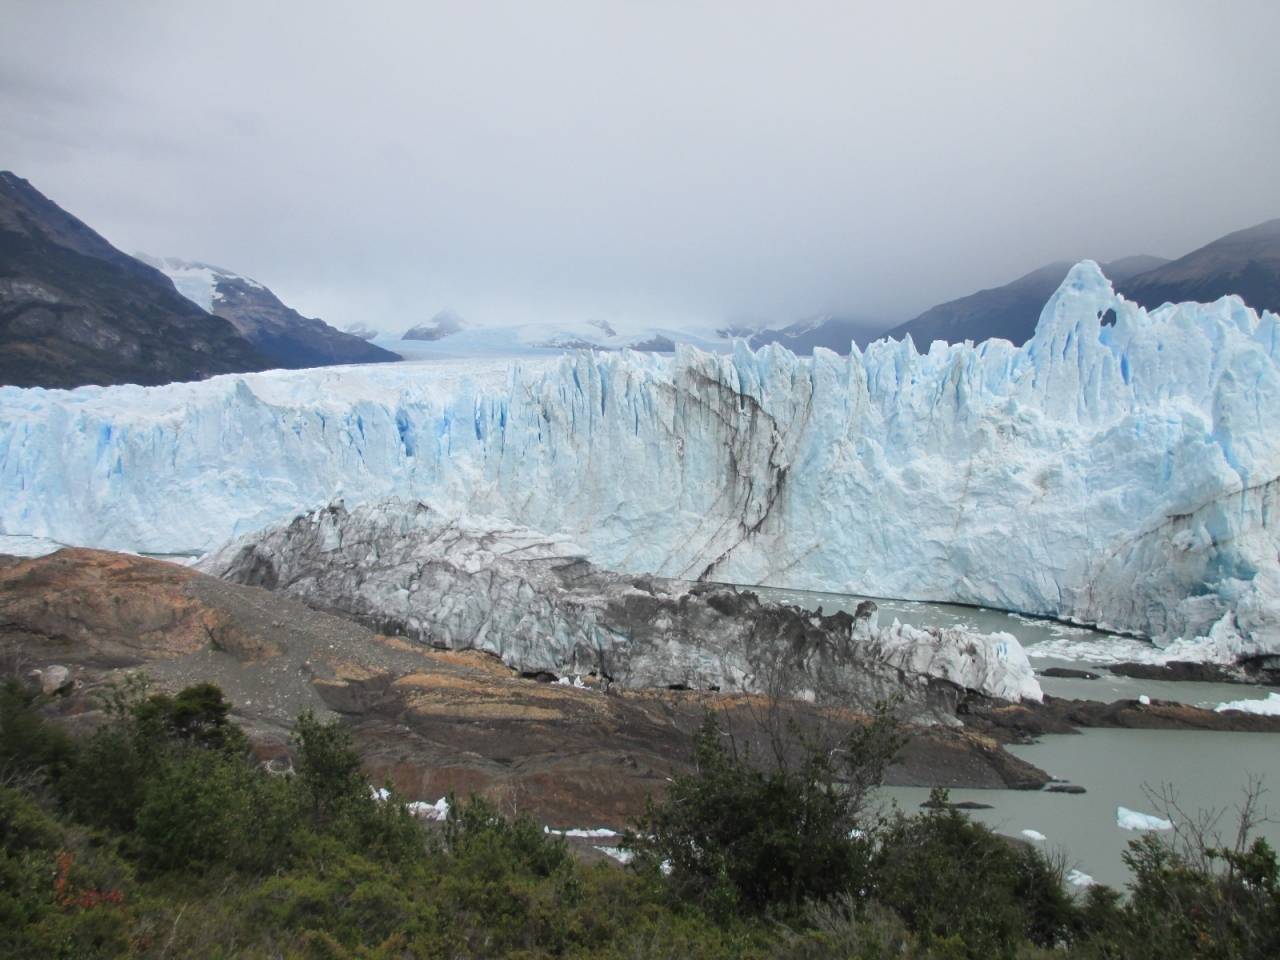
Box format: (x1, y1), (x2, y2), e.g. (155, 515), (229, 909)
(885, 729), (1280, 890)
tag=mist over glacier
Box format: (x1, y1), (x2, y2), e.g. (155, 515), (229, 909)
(3, 262), (1280, 657)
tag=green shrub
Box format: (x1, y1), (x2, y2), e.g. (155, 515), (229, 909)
(12, 675), (1280, 959)
(444, 793), (573, 879)
(0, 786), (134, 960)
(1084, 831), (1280, 960)
(131, 680), (247, 751)
(56, 676), (246, 835)
(625, 707), (902, 919)
(0, 678), (78, 783)
(872, 788), (1076, 959)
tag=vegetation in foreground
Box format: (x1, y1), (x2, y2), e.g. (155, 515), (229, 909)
(1, 676), (1278, 959)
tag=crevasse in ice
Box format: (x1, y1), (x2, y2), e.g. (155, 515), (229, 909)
(3, 262), (1279, 660)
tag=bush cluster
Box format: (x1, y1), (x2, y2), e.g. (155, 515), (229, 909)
(1, 676), (1277, 958)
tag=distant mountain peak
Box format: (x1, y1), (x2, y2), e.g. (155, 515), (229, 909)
(403, 310), (469, 341)
(140, 252), (400, 369)
(343, 322), (380, 340)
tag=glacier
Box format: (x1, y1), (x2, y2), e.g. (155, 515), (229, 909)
(3, 261), (1280, 659)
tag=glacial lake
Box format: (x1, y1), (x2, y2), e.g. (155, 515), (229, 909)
(886, 731), (1280, 891)
(747, 584), (1280, 891)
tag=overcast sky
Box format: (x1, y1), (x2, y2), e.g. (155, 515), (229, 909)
(2, 1), (1279, 334)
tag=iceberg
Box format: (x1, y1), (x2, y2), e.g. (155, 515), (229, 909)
(1116, 807), (1174, 831)
(594, 847), (633, 864)
(1214, 692), (1280, 715)
(4, 262), (1280, 658)
(547, 828), (618, 838)
(406, 797), (450, 821)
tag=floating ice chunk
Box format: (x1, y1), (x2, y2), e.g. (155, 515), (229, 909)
(407, 797), (450, 820)
(1023, 635), (1164, 665)
(594, 846), (633, 864)
(1117, 806), (1173, 831)
(1067, 869), (1095, 887)
(1138, 695), (1151, 705)
(371, 787), (391, 802)
(1215, 692), (1280, 715)
(1021, 829), (1047, 842)
(547, 827), (618, 838)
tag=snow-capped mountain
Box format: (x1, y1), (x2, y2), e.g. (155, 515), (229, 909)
(4, 262), (1280, 665)
(140, 256), (401, 369)
(737, 314), (889, 356)
(343, 322), (380, 340)
(0, 171), (270, 388)
(402, 310), (469, 341)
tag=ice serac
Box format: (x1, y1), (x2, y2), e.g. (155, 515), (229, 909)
(4, 262), (1280, 661)
(196, 498), (1042, 711)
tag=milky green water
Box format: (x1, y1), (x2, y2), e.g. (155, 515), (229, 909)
(886, 730), (1280, 890)
(744, 584), (1280, 891)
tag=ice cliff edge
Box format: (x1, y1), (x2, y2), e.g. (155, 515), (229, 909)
(196, 498), (1044, 710)
(3, 261), (1280, 660)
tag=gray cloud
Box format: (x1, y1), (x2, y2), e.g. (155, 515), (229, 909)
(2, 0), (1278, 334)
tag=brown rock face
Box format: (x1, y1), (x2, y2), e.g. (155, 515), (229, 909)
(0, 549), (276, 663)
(959, 691), (1280, 739)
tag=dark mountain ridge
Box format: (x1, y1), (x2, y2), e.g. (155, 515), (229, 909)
(0, 172), (271, 389)
(1114, 218), (1280, 317)
(878, 218), (1280, 351)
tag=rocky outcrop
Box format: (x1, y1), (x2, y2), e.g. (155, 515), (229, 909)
(1107, 660), (1280, 685)
(1, 548), (1054, 826)
(198, 500), (1043, 720)
(959, 692), (1280, 742)
(0, 549), (278, 664)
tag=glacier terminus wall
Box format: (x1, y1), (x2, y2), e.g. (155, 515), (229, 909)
(3, 262), (1280, 659)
